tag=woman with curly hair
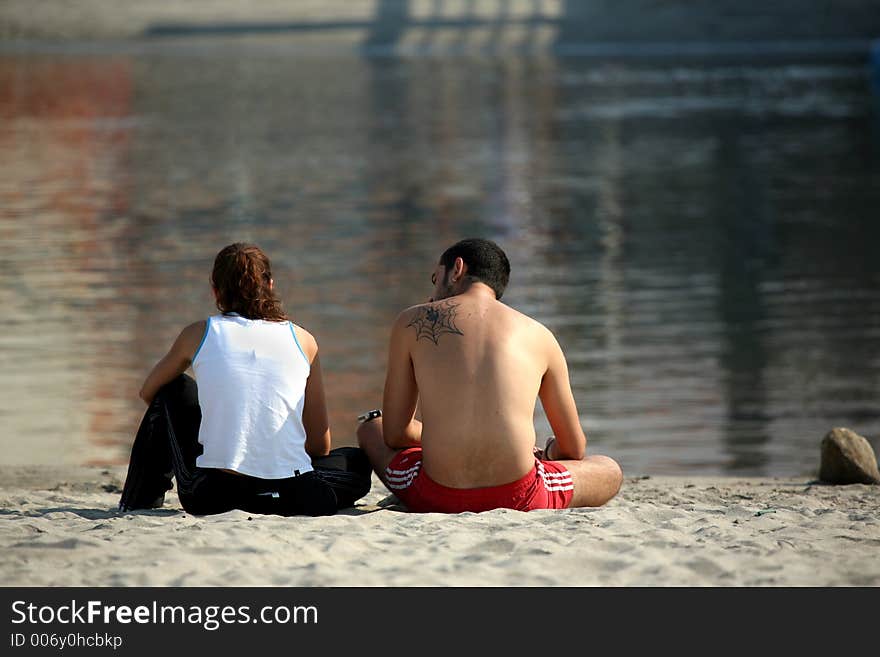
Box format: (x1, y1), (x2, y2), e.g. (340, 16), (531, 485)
(119, 243), (371, 516)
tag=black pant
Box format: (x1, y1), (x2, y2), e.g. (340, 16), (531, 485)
(119, 375), (372, 516)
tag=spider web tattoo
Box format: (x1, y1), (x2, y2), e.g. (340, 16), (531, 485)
(406, 300), (465, 345)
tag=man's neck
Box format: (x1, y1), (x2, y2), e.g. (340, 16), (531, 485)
(455, 281), (497, 301)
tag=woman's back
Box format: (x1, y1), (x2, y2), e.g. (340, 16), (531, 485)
(193, 314), (312, 479)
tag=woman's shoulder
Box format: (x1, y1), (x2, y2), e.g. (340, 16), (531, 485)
(181, 319), (209, 339)
(289, 322), (319, 362)
(171, 320), (209, 360)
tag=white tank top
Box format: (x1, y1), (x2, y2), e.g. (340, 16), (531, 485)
(191, 313), (313, 478)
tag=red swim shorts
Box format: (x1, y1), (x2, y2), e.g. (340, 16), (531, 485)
(384, 447), (574, 513)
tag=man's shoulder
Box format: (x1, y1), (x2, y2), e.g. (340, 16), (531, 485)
(390, 303), (429, 341)
(394, 298), (464, 323)
(393, 302), (432, 326)
(504, 304), (554, 335)
(502, 307), (563, 361)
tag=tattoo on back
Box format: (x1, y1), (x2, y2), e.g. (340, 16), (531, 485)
(406, 300), (465, 345)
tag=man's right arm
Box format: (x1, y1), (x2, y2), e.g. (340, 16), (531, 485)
(537, 330), (587, 460)
(381, 309), (422, 449)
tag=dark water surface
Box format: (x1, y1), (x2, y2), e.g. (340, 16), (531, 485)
(1, 47), (878, 475)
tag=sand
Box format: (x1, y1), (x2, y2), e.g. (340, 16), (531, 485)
(1, 466), (878, 587)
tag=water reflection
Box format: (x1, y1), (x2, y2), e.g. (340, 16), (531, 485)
(1, 49), (878, 475)
(714, 126), (773, 474)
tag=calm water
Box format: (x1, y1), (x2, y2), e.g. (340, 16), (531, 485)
(1, 47), (879, 476)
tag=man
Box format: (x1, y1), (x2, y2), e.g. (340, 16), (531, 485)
(358, 238), (622, 512)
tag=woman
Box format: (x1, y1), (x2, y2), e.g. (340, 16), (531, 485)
(119, 243), (371, 516)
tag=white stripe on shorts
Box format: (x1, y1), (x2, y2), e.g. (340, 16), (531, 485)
(386, 463), (421, 476)
(538, 463), (574, 491)
(385, 461), (421, 490)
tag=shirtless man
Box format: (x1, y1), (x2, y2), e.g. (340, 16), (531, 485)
(357, 238), (622, 512)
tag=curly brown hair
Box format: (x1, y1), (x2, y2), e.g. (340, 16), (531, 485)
(211, 243), (288, 321)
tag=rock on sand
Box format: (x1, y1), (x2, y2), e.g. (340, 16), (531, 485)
(819, 427), (880, 485)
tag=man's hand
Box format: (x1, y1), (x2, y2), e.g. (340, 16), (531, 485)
(533, 436), (557, 461)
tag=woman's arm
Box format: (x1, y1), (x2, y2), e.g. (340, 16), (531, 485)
(302, 353), (332, 458)
(295, 325), (332, 459)
(139, 321), (206, 404)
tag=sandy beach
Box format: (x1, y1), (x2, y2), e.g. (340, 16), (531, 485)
(1, 466), (877, 587)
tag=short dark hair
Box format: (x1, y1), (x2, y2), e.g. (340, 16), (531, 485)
(439, 238), (511, 299)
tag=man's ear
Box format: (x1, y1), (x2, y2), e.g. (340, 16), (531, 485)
(452, 257), (467, 282)
(269, 278), (274, 291)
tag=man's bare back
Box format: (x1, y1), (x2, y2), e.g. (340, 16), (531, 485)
(399, 293), (562, 488)
(358, 238), (622, 511)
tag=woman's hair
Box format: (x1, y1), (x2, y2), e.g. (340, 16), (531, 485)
(211, 243), (288, 321)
